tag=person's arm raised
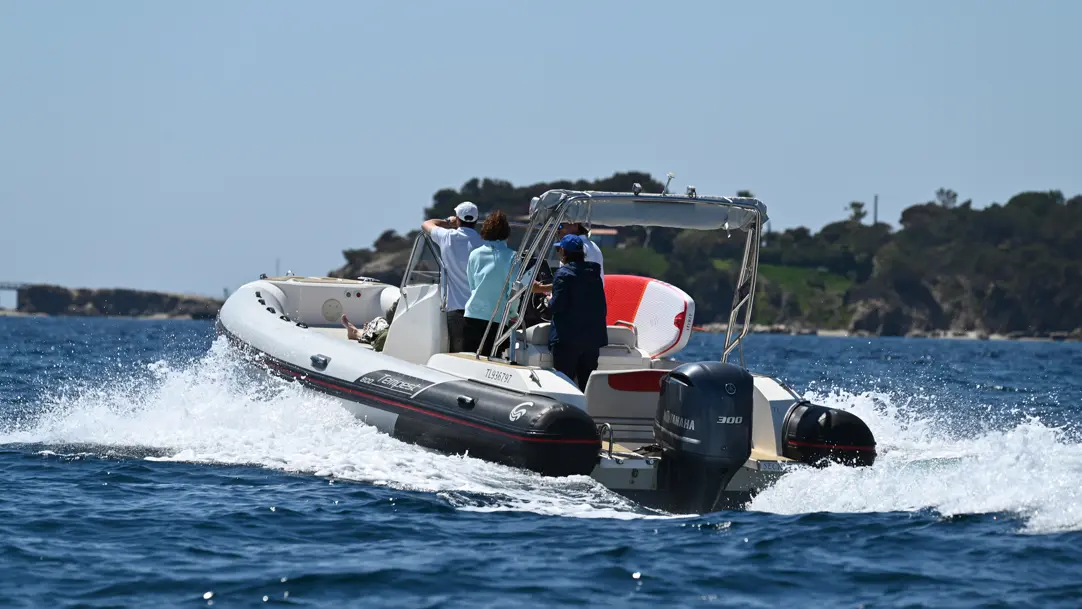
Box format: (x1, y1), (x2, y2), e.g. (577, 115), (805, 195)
(422, 216), (457, 234)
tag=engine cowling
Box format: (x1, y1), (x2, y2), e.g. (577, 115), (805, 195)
(653, 361), (754, 514)
(781, 402), (876, 467)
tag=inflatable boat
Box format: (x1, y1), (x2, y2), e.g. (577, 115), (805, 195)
(217, 187), (876, 514)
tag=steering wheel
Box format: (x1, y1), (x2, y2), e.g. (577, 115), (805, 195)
(524, 258), (553, 326)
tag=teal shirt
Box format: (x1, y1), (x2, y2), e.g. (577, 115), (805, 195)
(465, 240), (517, 321)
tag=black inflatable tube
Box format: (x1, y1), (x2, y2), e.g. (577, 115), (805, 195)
(780, 402), (877, 467)
(218, 325), (601, 476)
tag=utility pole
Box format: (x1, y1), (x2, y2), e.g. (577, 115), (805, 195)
(275, 258), (280, 277)
(873, 194), (879, 225)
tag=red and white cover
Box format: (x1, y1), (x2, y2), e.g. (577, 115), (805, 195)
(603, 275), (695, 358)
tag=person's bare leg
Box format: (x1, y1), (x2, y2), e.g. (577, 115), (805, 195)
(341, 314), (361, 340)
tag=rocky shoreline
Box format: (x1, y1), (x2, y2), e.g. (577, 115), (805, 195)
(8, 284), (221, 320)
(6, 281), (1077, 341)
(694, 323), (1082, 342)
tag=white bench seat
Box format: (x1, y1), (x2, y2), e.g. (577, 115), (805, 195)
(524, 323), (637, 349)
(523, 323), (653, 370)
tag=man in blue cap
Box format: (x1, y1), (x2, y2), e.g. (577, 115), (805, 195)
(540, 234), (608, 391)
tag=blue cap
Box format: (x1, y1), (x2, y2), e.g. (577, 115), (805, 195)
(555, 234), (585, 254)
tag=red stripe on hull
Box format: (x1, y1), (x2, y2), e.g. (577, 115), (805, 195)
(267, 361), (598, 445)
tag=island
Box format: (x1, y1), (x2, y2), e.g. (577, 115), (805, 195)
(9, 284), (220, 320)
(328, 172), (1082, 340)
(8, 171), (1078, 339)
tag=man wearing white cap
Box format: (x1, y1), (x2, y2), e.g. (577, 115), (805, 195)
(423, 201), (484, 352)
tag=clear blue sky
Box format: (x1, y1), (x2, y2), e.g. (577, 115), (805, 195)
(2, 0), (1079, 303)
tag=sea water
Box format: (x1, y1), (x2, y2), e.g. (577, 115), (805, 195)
(1, 317), (1080, 608)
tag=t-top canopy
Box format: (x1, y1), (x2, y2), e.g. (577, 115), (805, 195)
(528, 190), (768, 231)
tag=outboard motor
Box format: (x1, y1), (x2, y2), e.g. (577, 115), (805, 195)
(781, 402), (876, 466)
(653, 362), (754, 514)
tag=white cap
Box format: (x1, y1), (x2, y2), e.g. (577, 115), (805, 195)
(454, 201), (479, 222)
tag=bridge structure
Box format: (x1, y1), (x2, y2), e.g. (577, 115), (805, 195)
(0, 282), (27, 310)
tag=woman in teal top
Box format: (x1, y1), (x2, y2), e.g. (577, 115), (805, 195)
(463, 210), (517, 356)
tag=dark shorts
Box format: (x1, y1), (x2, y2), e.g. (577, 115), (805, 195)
(463, 316), (509, 357)
(551, 342), (600, 392)
(446, 309), (466, 353)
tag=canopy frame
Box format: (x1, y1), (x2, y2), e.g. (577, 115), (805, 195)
(472, 189), (767, 368)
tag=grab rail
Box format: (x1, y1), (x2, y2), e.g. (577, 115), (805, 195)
(597, 422), (615, 459)
(401, 232), (447, 309)
(721, 213), (762, 367)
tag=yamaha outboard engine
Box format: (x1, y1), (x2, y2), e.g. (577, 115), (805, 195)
(654, 362), (754, 514)
(781, 402), (876, 466)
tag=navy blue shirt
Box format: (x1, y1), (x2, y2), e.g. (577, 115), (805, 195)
(548, 261), (608, 351)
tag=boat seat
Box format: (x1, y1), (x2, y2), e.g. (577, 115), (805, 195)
(524, 323), (551, 346)
(597, 347), (652, 371)
(522, 323), (651, 371)
(307, 326), (374, 349)
(521, 346), (651, 371)
(606, 326), (637, 348)
(524, 323), (637, 349)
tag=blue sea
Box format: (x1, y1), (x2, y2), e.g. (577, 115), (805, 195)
(2, 317), (1081, 608)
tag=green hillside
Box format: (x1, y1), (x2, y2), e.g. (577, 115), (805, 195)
(331, 173), (1082, 337)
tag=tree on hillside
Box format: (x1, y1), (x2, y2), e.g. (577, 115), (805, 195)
(329, 171), (1082, 331)
(935, 188), (959, 209)
(847, 201), (868, 224)
(422, 171), (664, 221)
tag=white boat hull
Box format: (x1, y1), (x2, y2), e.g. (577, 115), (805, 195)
(218, 275), (875, 513)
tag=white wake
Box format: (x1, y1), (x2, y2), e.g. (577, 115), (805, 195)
(3, 338), (1079, 531)
(747, 388), (1082, 534)
(0, 338), (664, 519)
